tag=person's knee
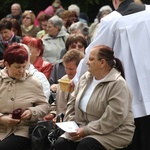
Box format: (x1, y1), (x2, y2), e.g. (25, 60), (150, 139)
(77, 137), (105, 150)
(0, 142), (8, 150)
(54, 137), (66, 149)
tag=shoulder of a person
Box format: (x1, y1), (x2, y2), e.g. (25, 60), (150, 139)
(79, 71), (91, 82)
(13, 35), (22, 42)
(102, 11), (122, 23)
(58, 29), (69, 37)
(42, 60), (53, 67)
(145, 4), (150, 10)
(42, 34), (52, 41)
(6, 14), (12, 18)
(32, 25), (41, 31)
(27, 69), (48, 86)
(89, 22), (98, 28)
(37, 30), (45, 36)
(25, 70), (40, 83)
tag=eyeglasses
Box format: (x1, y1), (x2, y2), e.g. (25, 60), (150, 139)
(23, 16), (31, 20)
(70, 44), (84, 49)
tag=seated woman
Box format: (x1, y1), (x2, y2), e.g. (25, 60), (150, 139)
(42, 15), (69, 64)
(36, 12), (50, 39)
(44, 49), (84, 120)
(22, 36), (53, 79)
(21, 10), (40, 37)
(69, 21), (90, 45)
(49, 33), (87, 92)
(54, 45), (135, 150)
(0, 43), (50, 150)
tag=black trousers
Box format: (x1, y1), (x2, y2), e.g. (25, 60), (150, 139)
(0, 133), (30, 150)
(54, 137), (106, 150)
(124, 115), (150, 150)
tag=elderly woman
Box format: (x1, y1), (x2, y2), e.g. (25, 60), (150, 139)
(42, 15), (69, 64)
(0, 43), (50, 150)
(22, 36), (53, 79)
(21, 10), (40, 37)
(44, 49), (84, 120)
(69, 22), (90, 45)
(54, 45), (135, 150)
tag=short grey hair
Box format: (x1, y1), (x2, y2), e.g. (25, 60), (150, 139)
(69, 22), (89, 36)
(68, 4), (80, 16)
(97, 5), (112, 21)
(48, 15), (63, 30)
(99, 5), (112, 13)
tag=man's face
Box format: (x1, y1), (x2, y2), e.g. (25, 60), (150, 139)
(11, 4), (21, 16)
(0, 29), (12, 41)
(64, 61), (77, 79)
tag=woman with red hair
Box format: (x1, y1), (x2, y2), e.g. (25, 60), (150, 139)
(0, 43), (49, 150)
(22, 36), (53, 79)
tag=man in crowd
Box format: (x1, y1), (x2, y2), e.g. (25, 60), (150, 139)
(6, 3), (22, 24)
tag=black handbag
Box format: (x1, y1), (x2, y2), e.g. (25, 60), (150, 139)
(47, 113), (64, 149)
(29, 120), (55, 150)
(29, 113), (64, 150)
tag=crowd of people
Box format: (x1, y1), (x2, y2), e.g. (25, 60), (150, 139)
(0, 0), (149, 150)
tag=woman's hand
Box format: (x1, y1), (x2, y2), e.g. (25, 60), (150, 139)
(43, 113), (55, 121)
(21, 109), (32, 120)
(0, 115), (20, 126)
(50, 84), (58, 92)
(69, 127), (85, 140)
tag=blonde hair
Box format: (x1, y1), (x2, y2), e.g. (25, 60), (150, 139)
(63, 49), (84, 66)
(22, 10), (36, 24)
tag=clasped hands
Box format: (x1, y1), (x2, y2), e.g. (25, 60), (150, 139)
(0, 110), (32, 127)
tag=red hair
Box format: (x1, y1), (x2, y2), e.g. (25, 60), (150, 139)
(3, 43), (28, 66)
(22, 36), (44, 56)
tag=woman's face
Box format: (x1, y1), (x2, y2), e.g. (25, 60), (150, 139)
(87, 48), (102, 77)
(0, 29), (12, 41)
(5, 61), (28, 79)
(27, 45), (40, 64)
(69, 42), (85, 53)
(22, 14), (32, 27)
(64, 61), (77, 79)
(46, 22), (59, 37)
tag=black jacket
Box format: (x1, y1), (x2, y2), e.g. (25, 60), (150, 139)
(0, 35), (22, 60)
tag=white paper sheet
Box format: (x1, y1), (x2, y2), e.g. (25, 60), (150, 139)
(56, 121), (79, 133)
